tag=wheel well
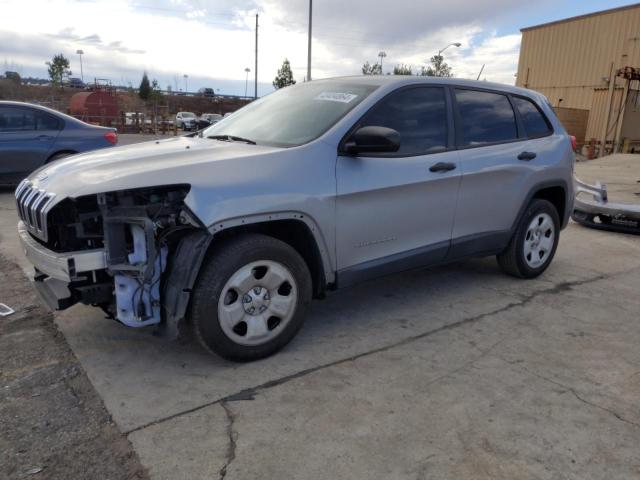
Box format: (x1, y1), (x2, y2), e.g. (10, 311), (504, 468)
(46, 150), (77, 163)
(213, 220), (327, 298)
(533, 186), (566, 221)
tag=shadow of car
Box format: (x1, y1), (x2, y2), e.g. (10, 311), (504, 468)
(0, 101), (117, 185)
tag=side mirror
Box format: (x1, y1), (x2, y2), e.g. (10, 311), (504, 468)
(344, 126), (400, 155)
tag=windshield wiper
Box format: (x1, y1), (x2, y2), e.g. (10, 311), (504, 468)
(207, 134), (256, 145)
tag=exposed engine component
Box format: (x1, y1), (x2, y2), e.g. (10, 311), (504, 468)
(114, 224), (168, 327)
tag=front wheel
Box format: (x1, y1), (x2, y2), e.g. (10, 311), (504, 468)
(497, 199), (560, 278)
(190, 234), (312, 361)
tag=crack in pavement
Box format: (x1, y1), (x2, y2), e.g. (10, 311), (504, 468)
(499, 357), (640, 430)
(125, 269), (630, 436)
(218, 401), (237, 480)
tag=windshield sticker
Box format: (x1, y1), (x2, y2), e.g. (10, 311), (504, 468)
(315, 92), (358, 103)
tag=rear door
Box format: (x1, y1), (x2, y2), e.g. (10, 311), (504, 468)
(449, 88), (538, 257)
(0, 106), (59, 180)
(336, 86), (462, 285)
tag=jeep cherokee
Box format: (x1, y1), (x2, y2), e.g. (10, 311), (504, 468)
(16, 76), (574, 361)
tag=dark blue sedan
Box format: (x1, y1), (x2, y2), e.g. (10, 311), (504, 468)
(0, 101), (117, 185)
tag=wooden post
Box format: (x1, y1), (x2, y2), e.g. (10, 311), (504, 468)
(613, 77), (630, 153)
(599, 62), (616, 158)
(587, 138), (595, 160)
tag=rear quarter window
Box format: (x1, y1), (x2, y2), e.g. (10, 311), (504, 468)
(512, 96), (552, 138)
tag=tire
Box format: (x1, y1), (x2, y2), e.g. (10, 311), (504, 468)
(497, 199), (560, 279)
(47, 152), (73, 163)
(180, 122), (186, 131)
(190, 234), (312, 361)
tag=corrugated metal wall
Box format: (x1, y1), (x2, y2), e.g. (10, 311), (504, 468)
(585, 87), (624, 141)
(516, 4), (640, 110)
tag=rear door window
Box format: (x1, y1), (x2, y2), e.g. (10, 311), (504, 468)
(0, 107), (36, 132)
(512, 96), (552, 138)
(454, 89), (517, 146)
(359, 87), (448, 155)
(36, 112), (62, 131)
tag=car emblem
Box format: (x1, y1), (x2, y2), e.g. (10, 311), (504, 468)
(36, 172), (48, 182)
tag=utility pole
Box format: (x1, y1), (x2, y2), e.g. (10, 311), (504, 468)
(307, 0), (312, 81)
(255, 13), (259, 99)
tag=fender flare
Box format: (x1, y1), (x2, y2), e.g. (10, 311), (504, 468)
(510, 179), (571, 233)
(207, 211), (335, 285)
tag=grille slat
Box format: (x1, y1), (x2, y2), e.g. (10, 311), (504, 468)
(15, 181), (55, 241)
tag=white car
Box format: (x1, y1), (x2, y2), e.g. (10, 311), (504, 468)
(125, 112), (145, 126)
(175, 112), (197, 131)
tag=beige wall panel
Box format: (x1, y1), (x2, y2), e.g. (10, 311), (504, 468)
(517, 5), (640, 110)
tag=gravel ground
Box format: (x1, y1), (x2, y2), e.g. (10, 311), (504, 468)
(0, 254), (148, 480)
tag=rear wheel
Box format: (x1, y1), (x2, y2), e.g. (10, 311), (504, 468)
(190, 234), (312, 361)
(497, 199), (560, 278)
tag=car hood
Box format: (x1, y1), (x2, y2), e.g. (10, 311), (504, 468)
(28, 136), (281, 200)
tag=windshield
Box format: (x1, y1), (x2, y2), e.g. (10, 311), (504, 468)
(182, 112), (195, 118)
(202, 81), (377, 147)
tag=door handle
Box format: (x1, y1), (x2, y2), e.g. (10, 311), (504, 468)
(37, 135), (52, 141)
(517, 151), (537, 161)
(429, 162), (457, 172)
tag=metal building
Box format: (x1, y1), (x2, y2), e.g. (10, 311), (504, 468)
(516, 3), (640, 155)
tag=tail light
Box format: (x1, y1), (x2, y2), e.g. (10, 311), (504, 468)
(104, 131), (118, 145)
(570, 135), (577, 152)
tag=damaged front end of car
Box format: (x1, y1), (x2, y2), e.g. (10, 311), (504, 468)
(17, 182), (212, 339)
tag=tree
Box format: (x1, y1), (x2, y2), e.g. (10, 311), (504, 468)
(273, 58), (296, 89)
(420, 55), (453, 77)
(46, 54), (72, 87)
(138, 72), (151, 100)
(393, 64), (413, 75)
(362, 61), (382, 75)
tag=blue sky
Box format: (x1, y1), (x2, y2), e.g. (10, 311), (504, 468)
(1, 0), (638, 95)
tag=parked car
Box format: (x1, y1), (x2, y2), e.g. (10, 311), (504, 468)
(68, 78), (85, 89)
(0, 101), (117, 185)
(16, 77), (574, 361)
(196, 113), (223, 129)
(197, 87), (215, 97)
(175, 111), (197, 131)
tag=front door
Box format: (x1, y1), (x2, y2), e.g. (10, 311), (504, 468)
(336, 86), (461, 286)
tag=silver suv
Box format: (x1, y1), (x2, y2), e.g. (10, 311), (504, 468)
(16, 77), (574, 361)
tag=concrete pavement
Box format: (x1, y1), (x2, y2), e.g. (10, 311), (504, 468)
(1, 153), (639, 479)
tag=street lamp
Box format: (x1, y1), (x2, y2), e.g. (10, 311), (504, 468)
(437, 42), (461, 56)
(76, 49), (84, 82)
(183, 74), (189, 94)
(244, 68), (251, 97)
(378, 51), (387, 73)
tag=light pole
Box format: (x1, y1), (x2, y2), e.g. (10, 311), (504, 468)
(76, 49), (84, 82)
(378, 51), (387, 74)
(183, 74), (188, 94)
(244, 68), (251, 97)
(437, 42), (461, 56)
(307, 0), (312, 81)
